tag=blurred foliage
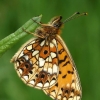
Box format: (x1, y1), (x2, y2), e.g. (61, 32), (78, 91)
(0, 0), (100, 100)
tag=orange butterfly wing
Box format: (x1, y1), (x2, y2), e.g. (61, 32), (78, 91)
(43, 35), (81, 100)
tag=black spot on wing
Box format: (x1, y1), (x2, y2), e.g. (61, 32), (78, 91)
(63, 61), (70, 67)
(59, 71), (62, 74)
(59, 55), (67, 64)
(55, 83), (58, 87)
(67, 71), (74, 74)
(58, 48), (64, 54)
(62, 74), (67, 78)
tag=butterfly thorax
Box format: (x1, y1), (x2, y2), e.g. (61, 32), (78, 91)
(35, 16), (63, 40)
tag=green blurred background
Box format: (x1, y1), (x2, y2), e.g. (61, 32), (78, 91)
(0, 0), (100, 100)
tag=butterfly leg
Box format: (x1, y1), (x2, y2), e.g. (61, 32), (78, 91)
(32, 18), (42, 25)
(22, 28), (34, 34)
(22, 28), (45, 38)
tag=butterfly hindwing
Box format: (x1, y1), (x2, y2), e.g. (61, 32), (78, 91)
(11, 38), (59, 89)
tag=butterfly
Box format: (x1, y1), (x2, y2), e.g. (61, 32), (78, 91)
(11, 12), (87, 100)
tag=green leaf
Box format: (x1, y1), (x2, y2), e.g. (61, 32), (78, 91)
(0, 15), (42, 57)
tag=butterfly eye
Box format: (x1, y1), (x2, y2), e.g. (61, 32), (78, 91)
(53, 22), (62, 28)
(53, 24), (57, 27)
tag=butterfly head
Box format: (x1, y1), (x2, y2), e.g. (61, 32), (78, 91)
(49, 16), (63, 29)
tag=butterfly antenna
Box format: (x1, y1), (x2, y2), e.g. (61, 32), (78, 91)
(63, 12), (87, 24)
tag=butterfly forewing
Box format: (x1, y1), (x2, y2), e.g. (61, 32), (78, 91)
(11, 38), (59, 89)
(43, 35), (81, 100)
